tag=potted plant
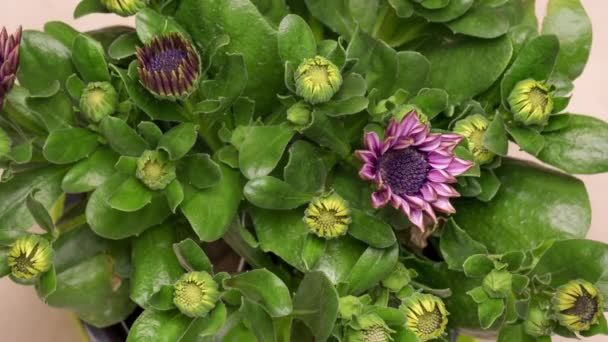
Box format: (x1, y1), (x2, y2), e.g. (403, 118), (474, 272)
(1, 0), (607, 341)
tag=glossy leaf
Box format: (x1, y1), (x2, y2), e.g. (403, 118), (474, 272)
(165, 180), (184, 213)
(241, 298), (277, 342)
(43, 127), (99, 164)
(537, 114), (608, 174)
(26, 192), (56, 235)
(223, 269), (293, 317)
(108, 32), (140, 60)
(158, 123), (198, 160)
(304, 0), (355, 38)
(292, 272), (339, 342)
(483, 114), (508, 156)
(446, 3), (510, 39)
(278, 14), (316, 66)
(409, 88), (448, 119)
(198, 53), (248, 115)
(27, 90), (75, 131)
(138, 121), (163, 147)
(303, 111), (351, 158)
(178, 154), (222, 190)
(74, 0), (108, 18)
(244, 176), (313, 210)
(99, 116), (149, 157)
(348, 209), (396, 249)
(346, 244), (399, 295)
(414, 0), (474, 22)
(43, 21), (79, 51)
(506, 125), (545, 156)
(135, 8), (191, 43)
(179, 303), (227, 340)
(62, 148), (119, 193)
(238, 125), (294, 179)
(440, 219), (488, 271)
(283, 140), (328, 193)
(477, 169), (501, 202)
(180, 166), (242, 242)
(127, 310), (191, 342)
(72, 34), (110, 82)
(478, 298), (505, 329)
(173, 238), (213, 273)
(106, 176), (153, 212)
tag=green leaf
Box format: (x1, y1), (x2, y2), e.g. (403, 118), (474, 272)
(454, 158), (590, 253)
(72, 34), (110, 82)
(239, 125), (294, 179)
(108, 32), (141, 60)
(180, 166), (242, 242)
(478, 298), (505, 329)
(43, 127), (99, 164)
(0, 166), (67, 244)
(581, 314), (608, 337)
(537, 114), (608, 174)
(27, 90), (75, 131)
(173, 238), (213, 273)
(292, 272), (339, 342)
(303, 111), (351, 158)
(3, 86), (47, 135)
(223, 269), (293, 317)
(250, 208), (309, 271)
(414, 0), (474, 22)
(36, 266), (57, 301)
(476, 169), (501, 202)
(440, 219), (488, 271)
(44, 21), (79, 50)
(283, 140), (328, 193)
(278, 14), (316, 66)
(346, 244), (399, 295)
(241, 298), (277, 342)
(0, 249), (10, 277)
(176, 0), (284, 114)
(301, 235), (326, 270)
(409, 88), (448, 119)
(497, 324), (537, 342)
(106, 176), (154, 212)
(178, 154), (222, 189)
(17, 30), (75, 94)
(318, 96), (369, 117)
(483, 269), (512, 298)
(422, 35), (512, 104)
(506, 125), (545, 156)
(86, 174), (171, 239)
(111, 64), (190, 122)
(348, 209), (396, 249)
(99, 116), (149, 157)
(542, 0), (592, 80)
(313, 236), (367, 284)
(66, 74), (85, 99)
(138, 121), (163, 147)
(445, 3), (510, 39)
(244, 176), (313, 210)
(74, 0), (108, 18)
(482, 115), (506, 157)
(131, 224), (183, 309)
(198, 53), (248, 114)
(135, 8), (191, 43)
(304, 0), (356, 38)
(158, 123), (198, 160)
(500, 35), (560, 104)
(127, 309), (191, 342)
(179, 303), (227, 340)
(26, 192), (56, 235)
(463, 254), (495, 278)
(164, 180), (184, 213)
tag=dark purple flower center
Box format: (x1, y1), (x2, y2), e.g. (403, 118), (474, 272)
(379, 148), (429, 196)
(148, 49), (187, 73)
(562, 286), (599, 323)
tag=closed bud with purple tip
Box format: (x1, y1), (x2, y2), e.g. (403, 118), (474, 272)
(0, 26), (22, 107)
(136, 33), (201, 101)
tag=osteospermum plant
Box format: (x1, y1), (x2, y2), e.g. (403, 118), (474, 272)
(1, 0), (607, 341)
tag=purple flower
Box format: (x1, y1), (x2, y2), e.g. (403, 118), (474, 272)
(0, 26), (21, 107)
(355, 111), (473, 230)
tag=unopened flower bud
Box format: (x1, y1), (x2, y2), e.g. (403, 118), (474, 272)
(0, 26), (22, 107)
(401, 293), (449, 341)
(453, 114), (495, 164)
(287, 101), (311, 127)
(173, 271), (220, 318)
(552, 279), (603, 332)
(346, 314), (394, 342)
(508, 79), (553, 126)
(135, 150), (176, 191)
(80, 82), (118, 123)
(304, 193), (351, 239)
(100, 0), (147, 17)
(524, 306), (553, 337)
(295, 56), (342, 105)
(7, 234), (54, 281)
(381, 263), (411, 292)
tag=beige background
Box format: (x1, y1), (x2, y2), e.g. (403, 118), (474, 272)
(0, 1), (606, 341)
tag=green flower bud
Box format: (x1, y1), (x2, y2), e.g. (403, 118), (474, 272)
(80, 82), (118, 123)
(381, 263), (411, 292)
(346, 314), (394, 342)
(394, 106), (429, 126)
(524, 306), (553, 337)
(453, 114), (495, 164)
(552, 279), (603, 332)
(7, 234), (54, 281)
(401, 294), (449, 341)
(173, 271), (220, 318)
(303, 193), (351, 239)
(508, 79), (553, 126)
(339, 295), (364, 320)
(135, 150), (176, 191)
(100, 0), (147, 17)
(287, 101), (312, 127)
(295, 56), (342, 105)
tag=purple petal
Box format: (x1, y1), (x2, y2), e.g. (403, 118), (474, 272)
(420, 184), (438, 202)
(409, 209), (424, 230)
(430, 182), (459, 197)
(427, 169), (456, 183)
(396, 198), (411, 216)
(416, 134), (442, 151)
(445, 158), (474, 176)
(400, 111), (423, 136)
(381, 136), (396, 153)
(432, 197), (456, 214)
(386, 118), (403, 138)
(403, 194), (425, 209)
(440, 134), (464, 151)
(393, 137), (414, 150)
(355, 150), (378, 164)
(364, 132), (381, 153)
(371, 187), (391, 208)
(428, 151), (454, 170)
(422, 202), (437, 223)
(359, 164), (377, 180)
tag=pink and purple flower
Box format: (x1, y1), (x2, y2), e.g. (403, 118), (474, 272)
(355, 111), (473, 230)
(0, 26), (21, 106)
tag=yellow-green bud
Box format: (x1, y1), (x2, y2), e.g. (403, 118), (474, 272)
(7, 234), (54, 281)
(339, 295), (364, 320)
(552, 279), (604, 332)
(135, 150), (176, 191)
(287, 101), (312, 127)
(173, 271), (220, 318)
(524, 306), (553, 337)
(346, 314), (394, 342)
(381, 263), (411, 292)
(453, 114), (495, 164)
(295, 56), (342, 105)
(401, 294), (449, 341)
(508, 79), (553, 126)
(80, 82), (118, 123)
(303, 193), (351, 239)
(100, 0), (147, 17)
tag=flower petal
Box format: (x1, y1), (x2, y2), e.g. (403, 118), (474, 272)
(432, 197), (456, 214)
(371, 187), (391, 208)
(359, 164), (377, 180)
(428, 151), (454, 170)
(386, 118), (403, 138)
(364, 131), (381, 153)
(446, 158), (474, 176)
(420, 183), (438, 202)
(400, 111), (424, 136)
(427, 169), (456, 183)
(416, 134), (442, 151)
(409, 208), (424, 230)
(355, 150), (378, 164)
(430, 182), (460, 197)
(403, 194), (425, 209)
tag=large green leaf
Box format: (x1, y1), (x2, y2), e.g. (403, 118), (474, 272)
(445, 3), (510, 39)
(240, 298), (277, 342)
(304, 0), (356, 38)
(0, 166), (67, 244)
(283, 140), (329, 193)
(17, 30), (75, 94)
(238, 125), (294, 179)
(542, 0), (592, 81)
(278, 14), (316, 66)
(537, 114), (608, 174)
(312, 235), (366, 284)
(345, 244), (399, 295)
(135, 8), (191, 43)
(99, 116), (149, 157)
(131, 224), (183, 309)
(414, 0), (474, 22)
(127, 309), (192, 342)
(292, 272), (339, 342)
(180, 166), (242, 242)
(61, 148), (120, 193)
(453, 158), (590, 253)
(158, 123), (199, 160)
(440, 219), (488, 271)
(72, 34), (110, 82)
(43, 127), (99, 164)
(86, 174), (172, 239)
(27, 90), (75, 132)
(421, 35), (512, 104)
(176, 0), (284, 114)
(244, 176), (313, 210)
(348, 209), (396, 249)
(223, 269), (293, 317)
